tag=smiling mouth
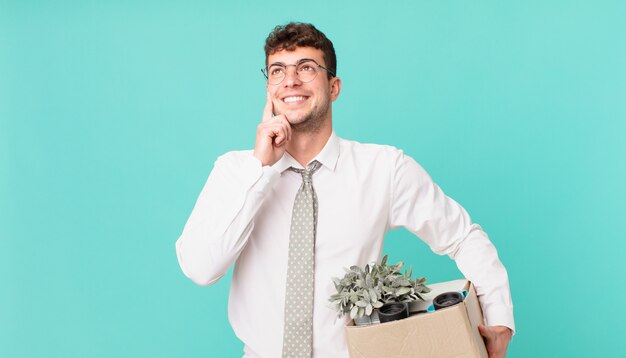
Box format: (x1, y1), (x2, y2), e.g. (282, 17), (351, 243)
(282, 95), (309, 104)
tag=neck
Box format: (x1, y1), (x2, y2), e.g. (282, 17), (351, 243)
(286, 119), (332, 167)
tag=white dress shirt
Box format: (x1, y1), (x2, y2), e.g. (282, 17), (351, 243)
(176, 132), (515, 358)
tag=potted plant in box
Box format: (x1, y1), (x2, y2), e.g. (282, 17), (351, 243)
(329, 255), (430, 326)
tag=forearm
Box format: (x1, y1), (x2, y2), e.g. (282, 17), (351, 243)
(450, 226), (515, 333)
(176, 152), (279, 286)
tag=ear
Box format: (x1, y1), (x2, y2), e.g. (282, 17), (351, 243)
(329, 76), (342, 102)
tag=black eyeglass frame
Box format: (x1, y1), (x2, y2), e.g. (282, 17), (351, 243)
(261, 58), (336, 85)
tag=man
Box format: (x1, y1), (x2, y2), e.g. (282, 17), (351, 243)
(176, 22), (514, 358)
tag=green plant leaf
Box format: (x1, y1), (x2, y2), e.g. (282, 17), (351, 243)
(397, 279), (410, 286)
(363, 290), (370, 302)
(350, 306), (359, 319)
(396, 287), (411, 295)
(369, 288), (378, 302)
(349, 292), (358, 303)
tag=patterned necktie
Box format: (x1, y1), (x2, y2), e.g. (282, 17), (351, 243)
(282, 160), (321, 358)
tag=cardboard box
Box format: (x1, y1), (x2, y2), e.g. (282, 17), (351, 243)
(345, 279), (488, 358)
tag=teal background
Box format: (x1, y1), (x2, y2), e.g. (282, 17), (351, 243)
(2, 1), (625, 357)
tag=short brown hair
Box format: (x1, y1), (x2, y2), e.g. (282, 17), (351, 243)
(264, 22), (336, 78)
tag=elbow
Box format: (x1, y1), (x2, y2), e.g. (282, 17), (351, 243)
(177, 256), (225, 287)
(175, 238), (226, 287)
(186, 271), (223, 287)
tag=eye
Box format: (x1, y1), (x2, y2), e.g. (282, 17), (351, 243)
(269, 67), (285, 76)
(299, 63), (315, 72)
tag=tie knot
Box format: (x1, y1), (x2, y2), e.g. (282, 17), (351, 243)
(290, 160), (321, 183)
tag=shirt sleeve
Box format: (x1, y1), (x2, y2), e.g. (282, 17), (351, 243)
(175, 151), (280, 286)
(387, 150), (516, 333)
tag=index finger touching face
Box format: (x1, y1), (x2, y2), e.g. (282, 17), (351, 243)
(262, 91), (274, 122)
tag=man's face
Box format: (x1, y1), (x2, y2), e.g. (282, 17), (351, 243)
(266, 47), (340, 131)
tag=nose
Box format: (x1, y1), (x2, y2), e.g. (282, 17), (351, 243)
(283, 65), (302, 87)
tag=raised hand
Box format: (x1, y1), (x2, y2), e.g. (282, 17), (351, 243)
(253, 92), (292, 166)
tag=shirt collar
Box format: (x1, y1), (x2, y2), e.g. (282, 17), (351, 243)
(272, 131), (340, 173)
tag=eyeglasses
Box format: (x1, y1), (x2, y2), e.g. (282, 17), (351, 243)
(262, 58), (335, 85)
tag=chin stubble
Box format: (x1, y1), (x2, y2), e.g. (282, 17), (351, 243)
(289, 100), (330, 134)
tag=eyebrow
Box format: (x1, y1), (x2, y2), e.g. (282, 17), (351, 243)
(268, 58), (317, 67)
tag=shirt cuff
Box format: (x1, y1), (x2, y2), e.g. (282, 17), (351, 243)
(483, 304), (516, 335)
(260, 165), (280, 188)
(234, 154), (278, 189)
(243, 155), (280, 193)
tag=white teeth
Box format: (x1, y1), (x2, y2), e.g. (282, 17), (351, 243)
(284, 96), (306, 103)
